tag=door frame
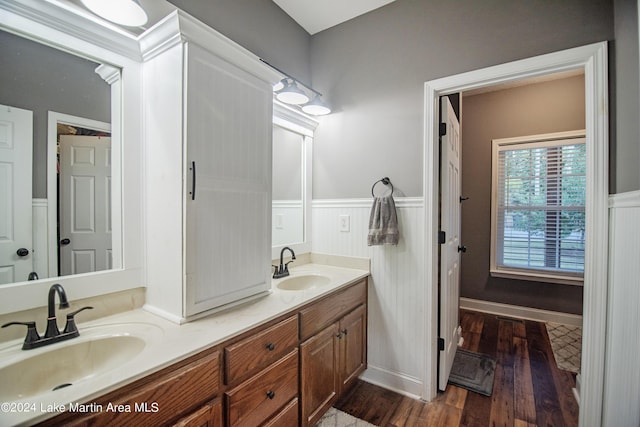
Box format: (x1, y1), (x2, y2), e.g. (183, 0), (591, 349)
(422, 42), (608, 426)
(47, 112), (111, 278)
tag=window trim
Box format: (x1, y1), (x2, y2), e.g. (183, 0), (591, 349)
(490, 130), (586, 286)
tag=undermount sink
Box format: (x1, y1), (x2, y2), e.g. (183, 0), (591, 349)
(0, 323), (162, 401)
(276, 274), (331, 291)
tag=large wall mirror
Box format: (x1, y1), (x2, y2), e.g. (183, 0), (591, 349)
(0, 1), (144, 315)
(0, 29), (114, 284)
(272, 102), (317, 259)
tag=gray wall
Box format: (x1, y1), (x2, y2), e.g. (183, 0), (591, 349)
(0, 30), (110, 198)
(310, 0), (615, 198)
(612, 0), (640, 193)
(168, 0), (311, 83)
(460, 76), (585, 315)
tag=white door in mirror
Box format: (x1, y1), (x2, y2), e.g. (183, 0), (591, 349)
(0, 105), (33, 284)
(59, 135), (112, 275)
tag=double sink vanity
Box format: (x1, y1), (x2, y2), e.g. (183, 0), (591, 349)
(0, 1), (369, 426)
(0, 258), (369, 426)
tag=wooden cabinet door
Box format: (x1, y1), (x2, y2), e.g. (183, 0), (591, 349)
(172, 399), (222, 427)
(301, 322), (339, 426)
(339, 304), (367, 394)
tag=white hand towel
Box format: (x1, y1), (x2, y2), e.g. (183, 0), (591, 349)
(367, 195), (399, 246)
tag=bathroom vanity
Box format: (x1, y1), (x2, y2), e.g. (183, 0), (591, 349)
(26, 263), (369, 427)
(0, 2), (367, 426)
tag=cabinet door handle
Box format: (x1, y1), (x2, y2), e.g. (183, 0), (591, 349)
(190, 161), (196, 201)
(266, 390), (275, 399)
(266, 343), (275, 351)
(342, 329), (348, 336)
(336, 333), (343, 339)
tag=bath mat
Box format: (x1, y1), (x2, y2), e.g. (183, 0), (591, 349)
(315, 407), (377, 427)
(546, 322), (582, 373)
(448, 348), (497, 396)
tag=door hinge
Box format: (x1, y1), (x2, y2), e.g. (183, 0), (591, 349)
(438, 230), (446, 244)
(439, 122), (447, 136)
(438, 337), (445, 351)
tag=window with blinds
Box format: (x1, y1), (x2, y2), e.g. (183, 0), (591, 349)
(490, 133), (586, 284)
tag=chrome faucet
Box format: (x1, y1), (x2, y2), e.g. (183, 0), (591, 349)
(273, 246), (296, 279)
(1, 284), (93, 350)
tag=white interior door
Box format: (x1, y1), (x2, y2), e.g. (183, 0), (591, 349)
(59, 135), (111, 276)
(0, 105), (33, 284)
(438, 96), (463, 390)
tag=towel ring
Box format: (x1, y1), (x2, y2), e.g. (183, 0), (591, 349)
(371, 177), (394, 197)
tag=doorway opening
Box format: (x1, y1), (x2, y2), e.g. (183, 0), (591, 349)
(47, 112), (111, 278)
(423, 42), (609, 426)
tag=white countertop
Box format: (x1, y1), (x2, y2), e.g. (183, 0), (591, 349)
(0, 262), (368, 426)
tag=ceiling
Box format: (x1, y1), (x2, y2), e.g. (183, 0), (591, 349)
(463, 69), (585, 97)
(272, 0), (397, 35)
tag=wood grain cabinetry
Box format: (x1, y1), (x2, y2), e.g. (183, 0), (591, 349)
(172, 400), (222, 427)
(224, 315), (298, 384)
(39, 278), (367, 427)
(301, 322), (340, 426)
(40, 350), (221, 427)
(225, 349), (298, 426)
(339, 304), (367, 393)
(300, 279), (368, 426)
(224, 315), (300, 426)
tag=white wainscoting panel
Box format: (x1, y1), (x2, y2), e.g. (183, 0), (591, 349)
(272, 200), (303, 246)
(602, 190), (640, 427)
(312, 198), (426, 397)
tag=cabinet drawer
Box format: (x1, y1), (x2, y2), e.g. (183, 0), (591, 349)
(225, 315), (298, 384)
(299, 279), (367, 340)
(263, 398), (298, 427)
(172, 399), (222, 427)
(225, 349), (298, 426)
(52, 350), (221, 427)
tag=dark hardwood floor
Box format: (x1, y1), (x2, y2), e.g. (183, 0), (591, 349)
(334, 309), (579, 426)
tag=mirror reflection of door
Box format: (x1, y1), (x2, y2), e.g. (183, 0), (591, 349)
(0, 104), (33, 284)
(58, 134), (111, 275)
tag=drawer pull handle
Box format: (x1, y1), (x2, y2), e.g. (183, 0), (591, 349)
(266, 390), (275, 399)
(266, 343), (275, 351)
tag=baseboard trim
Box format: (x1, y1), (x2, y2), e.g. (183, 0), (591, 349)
(460, 297), (583, 326)
(360, 365), (423, 400)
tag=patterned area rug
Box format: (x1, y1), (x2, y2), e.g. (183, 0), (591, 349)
(315, 408), (377, 427)
(546, 322), (582, 373)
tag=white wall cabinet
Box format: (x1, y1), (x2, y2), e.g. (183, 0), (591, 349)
(141, 11), (280, 322)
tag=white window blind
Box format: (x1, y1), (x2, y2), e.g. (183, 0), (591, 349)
(491, 134), (586, 282)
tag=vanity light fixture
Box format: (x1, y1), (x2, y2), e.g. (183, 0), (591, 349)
(276, 79), (310, 105)
(80, 0), (148, 27)
(273, 79), (286, 92)
(262, 59), (332, 115)
(302, 96), (331, 116)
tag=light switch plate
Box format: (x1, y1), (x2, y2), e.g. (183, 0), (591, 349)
(275, 214), (284, 229)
